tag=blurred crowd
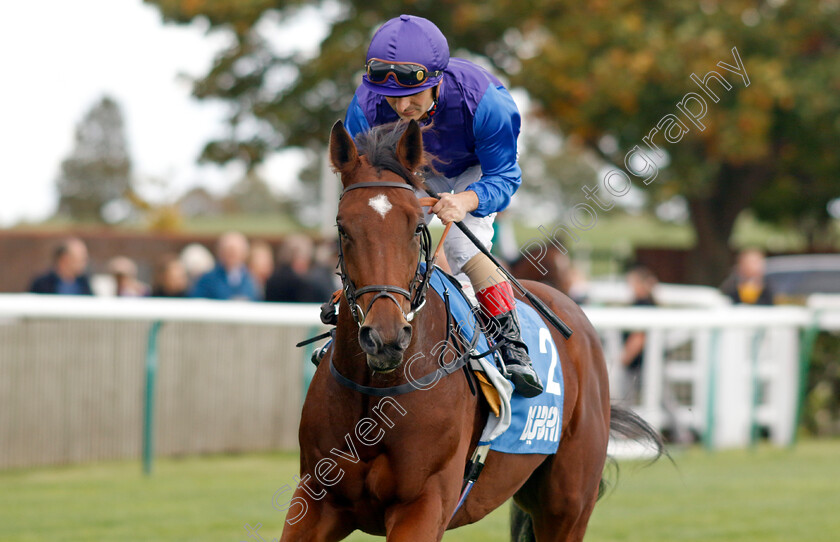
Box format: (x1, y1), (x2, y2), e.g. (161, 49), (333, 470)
(28, 234), (778, 311)
(27, 233), (340, 303)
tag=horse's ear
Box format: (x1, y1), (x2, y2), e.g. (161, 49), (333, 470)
(396, 120), (424, 173)
(329, 120), (359, 178)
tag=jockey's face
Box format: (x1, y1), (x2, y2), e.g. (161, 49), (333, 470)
(384, 87), (436, 121)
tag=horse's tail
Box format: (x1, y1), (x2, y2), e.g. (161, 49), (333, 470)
(598, 403), (667, 499)
(509, 405), (667, 541)
(608, 403), (666, 460)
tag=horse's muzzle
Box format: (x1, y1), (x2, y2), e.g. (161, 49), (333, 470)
(359, 324), (412, 372)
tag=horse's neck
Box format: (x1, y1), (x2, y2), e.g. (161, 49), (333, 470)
(331, 295), (483, 444)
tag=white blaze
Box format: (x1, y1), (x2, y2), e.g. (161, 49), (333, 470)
(368, 194), (392, 219)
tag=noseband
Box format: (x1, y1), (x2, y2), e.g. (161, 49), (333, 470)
(337, 181), (435, 326)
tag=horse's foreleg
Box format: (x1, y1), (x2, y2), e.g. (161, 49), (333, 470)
(277, 488), (352, 542)
(384, 491), (451, 542)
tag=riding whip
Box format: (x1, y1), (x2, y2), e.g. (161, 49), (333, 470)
(422, 187), (574, 339)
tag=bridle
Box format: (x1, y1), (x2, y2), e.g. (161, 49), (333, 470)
(336, 181), (435, 326)
(328, 179), (478, 399)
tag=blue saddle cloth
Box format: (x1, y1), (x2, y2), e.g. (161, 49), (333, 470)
(428, 268), (565, 455)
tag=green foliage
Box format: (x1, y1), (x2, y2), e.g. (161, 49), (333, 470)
(518, 0), (840, 254)
(802, 332), (840, 437)
(144, 0), (840, 282)
(56, 95), (133, 222)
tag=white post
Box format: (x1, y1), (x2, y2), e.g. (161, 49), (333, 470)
(640, 328), (665, 429)
(769, 327), (799, 446)
(693, 329), (711, 436)
(714, 328), (753, 448)
(602, 329), (625, 401)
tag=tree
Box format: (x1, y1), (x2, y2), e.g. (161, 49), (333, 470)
(56, 96), (133, 222)
(223, 170), (288, 214)
(509, 1), (840, 282)
(146, 0), (840, 283)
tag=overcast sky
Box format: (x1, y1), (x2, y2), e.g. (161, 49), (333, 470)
(0, 0), (323, 226)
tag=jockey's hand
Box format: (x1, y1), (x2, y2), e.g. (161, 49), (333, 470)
(429, 191), (479, 225)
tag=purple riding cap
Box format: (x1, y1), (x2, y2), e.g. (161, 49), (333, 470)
(362, 14), (449, 97)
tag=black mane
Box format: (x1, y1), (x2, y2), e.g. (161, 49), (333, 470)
(353, 122), (431, 189)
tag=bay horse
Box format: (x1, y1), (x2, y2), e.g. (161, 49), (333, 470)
(279, 120), (662, 541)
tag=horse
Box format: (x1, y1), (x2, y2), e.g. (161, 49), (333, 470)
(510, 244), (574, 296)
(279, 120), (663, 541)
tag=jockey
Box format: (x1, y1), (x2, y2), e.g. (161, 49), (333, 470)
(342, 14), (543, 398)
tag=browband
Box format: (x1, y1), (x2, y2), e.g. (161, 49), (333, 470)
(340, 181), (414, 199)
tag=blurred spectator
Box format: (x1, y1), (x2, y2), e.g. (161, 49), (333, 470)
(721, 248), (775, 305)
(620, 265), (658, 403)
(29, 237), (93, 295)
(190, 232), (258, 301)
(312, 237), (341, 292)
(248, 240), (275, 300)
(179, 243), (215, 288)
(108, 256), (149, 297)
(151, 255), (188, 298)
(620, 265), (694, 443)
(265, 234), (335, 303)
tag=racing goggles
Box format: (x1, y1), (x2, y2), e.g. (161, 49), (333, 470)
(366, 59), (442, 88)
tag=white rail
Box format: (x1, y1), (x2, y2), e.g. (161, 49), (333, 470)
(0, 293), (323, 325)
(0, 294), (836, 462)
(586, 305), (817, 449)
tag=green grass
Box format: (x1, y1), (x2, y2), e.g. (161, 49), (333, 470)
(3, 440), (840, 541)
(178, 213), (303, 235)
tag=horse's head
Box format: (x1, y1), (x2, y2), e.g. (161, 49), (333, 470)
(330, 119), (432, 373)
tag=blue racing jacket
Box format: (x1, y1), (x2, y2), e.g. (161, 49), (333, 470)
(345, 58), (522, 217)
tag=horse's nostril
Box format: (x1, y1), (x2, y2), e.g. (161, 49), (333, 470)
(398, 325), (412, 350)
(359, 326), (383, 354)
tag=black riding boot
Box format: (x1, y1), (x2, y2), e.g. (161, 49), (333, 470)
(485, 309), (543, 398)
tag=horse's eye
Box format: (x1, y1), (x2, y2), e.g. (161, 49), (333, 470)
(415, 224), (425, 235)
(337, 224), (348, 239)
